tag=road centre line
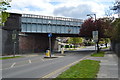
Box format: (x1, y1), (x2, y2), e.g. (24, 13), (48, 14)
(42, 55), (89, 78)
(10, 63), (16, 68)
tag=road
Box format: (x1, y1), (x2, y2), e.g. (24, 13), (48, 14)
(2, 46), (95, 79)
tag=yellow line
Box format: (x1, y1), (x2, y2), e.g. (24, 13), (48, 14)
(42, 55), (89, 78)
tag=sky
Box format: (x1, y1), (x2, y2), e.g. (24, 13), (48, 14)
(7, 0), (118, 20)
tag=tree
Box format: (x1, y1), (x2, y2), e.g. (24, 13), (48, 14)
(79, 18), (111, 52)
(79, 18), (95, 37)
(79, 18), (111, 38)
(111, 0), (120, 17)
(0, 0), (11, 26)
(68, 37), (83, 48)
(107, 18), (120, 42)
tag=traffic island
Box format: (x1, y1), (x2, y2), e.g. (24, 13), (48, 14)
(44, 56), (58, 58)
(44, 50), (66, 58)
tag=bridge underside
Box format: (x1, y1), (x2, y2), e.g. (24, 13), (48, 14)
(19, 33), (80, 54)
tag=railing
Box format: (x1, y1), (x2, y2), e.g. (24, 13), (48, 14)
(21, 14), (83, 34)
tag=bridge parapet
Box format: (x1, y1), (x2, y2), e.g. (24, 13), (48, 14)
(21, 14), (83, 34)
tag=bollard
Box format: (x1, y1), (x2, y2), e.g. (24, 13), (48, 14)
(61, 48), (64, 54)
(46, 50), (50, 57)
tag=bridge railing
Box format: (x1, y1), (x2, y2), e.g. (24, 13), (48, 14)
(21, 14), (83, 34)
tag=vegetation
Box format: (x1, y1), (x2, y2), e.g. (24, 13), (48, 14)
(101, 46), (110, 49)
(91, 51), (105, 57)
(79, 18), (111, 38)
(68, 37), (83, 48)
(68, 49), (77, 51)
(56, 60), (100, 78)
(79, 18), (112, 52)
(68, 37), (83, 44)
(0, 0), (11, 26)
(0, 56), (22, 60)
(110, 18), (120, 42)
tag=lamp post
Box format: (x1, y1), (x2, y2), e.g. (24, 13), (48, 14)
(48, 21), (52, 57)
(87, 14), (96, 20)
(87, 14), (99, 52)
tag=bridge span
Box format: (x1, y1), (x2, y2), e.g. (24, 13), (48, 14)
(1, 13), (83, 55)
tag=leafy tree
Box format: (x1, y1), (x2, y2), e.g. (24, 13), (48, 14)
(79, 18), (111, 52)
(0, 0), (11, 26)
(108, 18), (120, 42)
(68, 37), (83, 48)
(79, 18), (111, 38)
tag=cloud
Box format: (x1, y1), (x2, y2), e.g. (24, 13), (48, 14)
(53, 1), (107, 19)
(53, 4), (94, 19)
(7, 0), (115, 19)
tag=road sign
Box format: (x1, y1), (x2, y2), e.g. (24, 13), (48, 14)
(48, 33), (52, 37)
(92, 31), (98, 42)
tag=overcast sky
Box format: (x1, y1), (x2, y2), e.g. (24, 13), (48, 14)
(7, 0), (117, 19)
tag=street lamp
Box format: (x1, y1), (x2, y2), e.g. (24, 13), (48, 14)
(48, 21), (52, 57)
(87, 14), (96, 20)
(87, 14), (99, 52)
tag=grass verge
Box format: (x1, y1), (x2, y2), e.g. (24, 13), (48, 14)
(91, 51), (105, 57)
(68, 49), (77, 50)
(101, 46), (110, 49)
(56, 59), (100, 78)
(0, 56), (22, 60)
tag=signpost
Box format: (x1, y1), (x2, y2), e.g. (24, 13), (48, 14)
(92, 31), (98, 42)
(48, 33), (52, 57)
(92, 31), (98, 52)
(12, 30), (17, 57)
(48, 33), (52, 37)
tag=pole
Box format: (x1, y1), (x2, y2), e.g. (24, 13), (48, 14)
(49, 36), (51, 57)
(95, 14), (99, 53)
(94, 14), (99, 53)
(13, 42), (16, 57)
(12, 30), (17, 57)
(48, 21), (52, 57)
(87, 14), (99, 52)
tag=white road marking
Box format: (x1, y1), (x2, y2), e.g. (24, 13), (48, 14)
(10, 63), (16, 68)
(29, 60), (32, 63)
(41, 58), (44, 61)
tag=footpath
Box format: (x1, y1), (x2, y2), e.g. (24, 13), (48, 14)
(86, 50), (119, 80)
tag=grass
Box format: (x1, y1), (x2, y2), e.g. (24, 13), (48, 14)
(91, 51), (105, 57)
(78, 46), (86, 48)
(0, 56), (22, 60)
(101, 46), (110, 49)
(56, 59), (100, 78)
(68, 49), (77, 50)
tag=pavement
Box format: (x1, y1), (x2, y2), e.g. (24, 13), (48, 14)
(86, 50), (119, 79)
(97, 51), (118, 79)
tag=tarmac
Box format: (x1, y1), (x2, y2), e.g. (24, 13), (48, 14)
(0, 49), (119, 79)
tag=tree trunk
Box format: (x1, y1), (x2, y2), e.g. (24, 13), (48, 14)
(96, 39), (100, 53)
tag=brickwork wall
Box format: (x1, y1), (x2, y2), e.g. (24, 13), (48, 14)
(19, 34), (56, 54)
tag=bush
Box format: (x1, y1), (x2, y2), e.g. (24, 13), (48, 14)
(65, 45), (69, 48)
